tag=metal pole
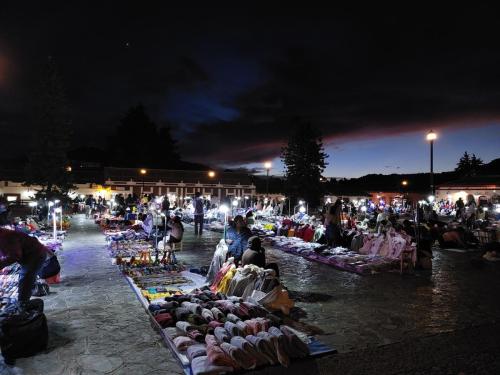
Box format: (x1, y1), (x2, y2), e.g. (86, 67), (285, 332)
(430, 140), (434, 196)
(266, 169), (270, 196)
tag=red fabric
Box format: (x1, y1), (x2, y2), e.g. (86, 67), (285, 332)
(0, 228), (49, 269)
(154, 313), (174, 328)
(45, 273), (61, 284)
(302, 226), (315, 242)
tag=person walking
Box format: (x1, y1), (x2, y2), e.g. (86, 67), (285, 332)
(193, 192), (205, 235)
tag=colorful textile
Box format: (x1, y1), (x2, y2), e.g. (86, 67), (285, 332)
(245, 335), (277, 365)
(191, 355), (234, 375)
(173, 335), (195, 351)
(220, 342), (256, 370)
(187, 344), (207, 362)
(205, 335), (238, 368)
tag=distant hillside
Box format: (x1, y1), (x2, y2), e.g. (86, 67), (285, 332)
(327, 158), (499, 193)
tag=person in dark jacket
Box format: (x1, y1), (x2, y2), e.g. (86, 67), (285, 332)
(193, 192), (205, 235)
(0, 228), (52, 310)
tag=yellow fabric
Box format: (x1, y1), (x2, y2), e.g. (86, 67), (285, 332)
(217, 266), (237, 294)
(141, 291), (173, 300)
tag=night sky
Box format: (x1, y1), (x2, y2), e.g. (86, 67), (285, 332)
(1, 4), (499, 177)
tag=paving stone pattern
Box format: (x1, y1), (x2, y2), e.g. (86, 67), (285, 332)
(1, 215), (182, 375)
(2, 216), (500, 374)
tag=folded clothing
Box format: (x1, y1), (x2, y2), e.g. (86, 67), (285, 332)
(187, 344), (207, 362)
(176, 321), (205, 343)
(182, 301), (202, 315)
(246, 335), (278, 365)
(230, 336), (267, 367)
(214, 327), (230, 344)
(201, 308), (214, 322)
(154, 312), (173, 328)
(267, 327), (290, 367)
(210, 307), (225, 321)
(224, 321), (241, 337)
(173, 335), (196, 351)
(191, 355), (234, 375)
(245, 318), (270, 335)
(220, 342), (256, 370)
(205, 335), (238, 369)
(236, 320), (249, 336)
(187, 313), (207, 326)
(226, 313), (240, 323)
(280, 325), (310, 358)
(175, 307), (191, 321)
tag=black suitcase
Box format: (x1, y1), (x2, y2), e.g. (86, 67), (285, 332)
(0, 299), (48, 365)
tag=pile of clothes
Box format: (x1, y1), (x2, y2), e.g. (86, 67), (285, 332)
(359, 229), (416, 263)
(150, 288), (310, 373)
(267, 236), (401, 274)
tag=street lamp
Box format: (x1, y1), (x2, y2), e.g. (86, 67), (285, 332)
(426, 130), (437, 196)
(140, 169), (147, 194)
(264, 161), (272, 196)
(208, 171), (216, 178)
(219, 204), (229, 239)
(401, 180), (408, 186)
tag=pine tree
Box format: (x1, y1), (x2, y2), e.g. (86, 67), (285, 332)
(107, 105), (180, 168)
(455, 151), (471, 175)
(470, 153), (484, 175)
(24, 58), (74, 201)
(281, 120), (328, 208)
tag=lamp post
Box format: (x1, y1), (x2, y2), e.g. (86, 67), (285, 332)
(140, 169), (147, 195)
(219, 204), (229, 240)
(47, 201), (54, 224)
(426, 130), (437, 196)
(264, 162), (272, 196)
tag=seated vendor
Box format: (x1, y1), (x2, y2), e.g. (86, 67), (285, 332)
(167, 215), (184, 246)
(225, 215), (252, 264)
(242, 236), (266, 268)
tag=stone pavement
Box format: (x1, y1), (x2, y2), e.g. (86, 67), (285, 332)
(1, 217), (500, 374)
(1, 215), (182, 375)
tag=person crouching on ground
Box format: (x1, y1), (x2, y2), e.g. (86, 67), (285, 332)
(0, 228), (53, 313)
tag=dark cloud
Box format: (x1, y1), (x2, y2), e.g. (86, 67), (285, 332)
(1, 4), (500, 165)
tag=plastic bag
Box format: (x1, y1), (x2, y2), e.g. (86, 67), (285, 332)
(38, 256), (61, 279)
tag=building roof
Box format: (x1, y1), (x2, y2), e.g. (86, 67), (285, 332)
(104, 167), (254, 186)
(437, 175), (500, 188)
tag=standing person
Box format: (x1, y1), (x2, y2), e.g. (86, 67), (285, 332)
(455, 197), (465, 220)
(0, 228), (53, 312)
(84, 195), (94, 219)
(193, 192), (205, 235)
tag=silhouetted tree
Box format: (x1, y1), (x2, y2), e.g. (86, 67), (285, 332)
(24, 58), (75, 201)
(455, 151), (471, 174)
(455, 151), (484, 176)
(107, 105), (179, 168)
(281, 120), (328, 208)
(470, 153), (484, 175)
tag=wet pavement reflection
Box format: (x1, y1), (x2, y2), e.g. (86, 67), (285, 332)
(178, 225), (500, 353)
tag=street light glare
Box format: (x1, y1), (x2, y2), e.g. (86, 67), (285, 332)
(219, 204), (229, 213)
(140, 169), (147, 174)
(208, 170), (216, 178)
(264, 161), (272, 169)
(401, 180), (408, 186)
(426, 130), (437, 141)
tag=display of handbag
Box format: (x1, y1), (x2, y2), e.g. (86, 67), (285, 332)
(38, 255), (61, 279)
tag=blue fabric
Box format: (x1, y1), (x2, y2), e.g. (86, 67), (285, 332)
(226, 227), (251, 260)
